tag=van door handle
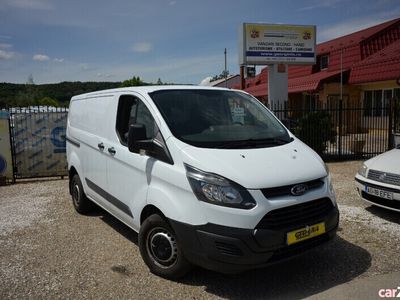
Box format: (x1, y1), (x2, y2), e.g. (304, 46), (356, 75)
(98, 142), (105, 150)
(108, 147), (116, 155)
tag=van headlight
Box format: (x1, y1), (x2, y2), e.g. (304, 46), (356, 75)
(326, 174), (334, 194)
(184, 164), (256, 209)
(357, 163), (368, 178)
(323, 164), (334, 193)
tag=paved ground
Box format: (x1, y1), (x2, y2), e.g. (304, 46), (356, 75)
(0, 161), (399, 299)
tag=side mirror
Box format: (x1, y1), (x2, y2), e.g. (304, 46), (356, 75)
(128, 124), (149, 153)
(127, 123), (173, 164)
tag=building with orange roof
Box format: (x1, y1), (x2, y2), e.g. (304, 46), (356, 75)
(240, 18), (400, 133)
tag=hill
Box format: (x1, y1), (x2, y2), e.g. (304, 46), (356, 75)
(0, 81), (122, 108)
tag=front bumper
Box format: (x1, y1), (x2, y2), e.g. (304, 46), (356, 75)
(355, 177), (400, 212)
(169, 204), (339, 273)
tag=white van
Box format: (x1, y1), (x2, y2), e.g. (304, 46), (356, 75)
(66, 86), (339, 279)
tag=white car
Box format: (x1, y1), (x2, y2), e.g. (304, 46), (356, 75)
(355, 146), (400, 212)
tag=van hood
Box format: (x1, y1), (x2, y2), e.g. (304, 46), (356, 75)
(180, 139), (327, 189)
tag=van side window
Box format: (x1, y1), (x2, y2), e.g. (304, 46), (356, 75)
(116, 95), (157, 145)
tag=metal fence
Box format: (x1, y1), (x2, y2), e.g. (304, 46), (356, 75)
(1, 101), (400, 181)
(272, 100), (399, 161)
(8, 106), (68, 180)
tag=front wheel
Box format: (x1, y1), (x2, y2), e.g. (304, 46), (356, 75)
(70, 174), (93, 214)
(139, 214), (192, 279)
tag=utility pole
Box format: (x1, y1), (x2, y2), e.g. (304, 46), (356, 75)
(224, 48), (228, 88)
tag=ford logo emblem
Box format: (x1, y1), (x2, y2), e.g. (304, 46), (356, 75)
(291, 184), (308, 196)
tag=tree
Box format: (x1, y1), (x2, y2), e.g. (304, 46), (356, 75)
(37, 97), (59, 107)
(156, 78), (163, 85)
(210, 70), (230, 82)
(295, 111), (336, 155)
(121, 76), (145, 87)
(27, 74), (34, 85)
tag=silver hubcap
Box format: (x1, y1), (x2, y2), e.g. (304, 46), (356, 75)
(72, 182), (80, 207)
(146, 227), (178, 268)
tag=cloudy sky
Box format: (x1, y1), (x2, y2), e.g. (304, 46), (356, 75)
(0, 0), (399, 84)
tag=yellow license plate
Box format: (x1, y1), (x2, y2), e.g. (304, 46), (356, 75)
(287, 222), (326, 245)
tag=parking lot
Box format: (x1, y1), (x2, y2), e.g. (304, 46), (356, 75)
(1, 161), (400, 299)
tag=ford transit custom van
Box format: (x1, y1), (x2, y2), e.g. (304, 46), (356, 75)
(66, 86), (339, 279)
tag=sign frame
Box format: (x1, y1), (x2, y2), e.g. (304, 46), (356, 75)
(239, 23), (317, 65)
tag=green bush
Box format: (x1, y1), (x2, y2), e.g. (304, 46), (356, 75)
(295, 111), (336, 155)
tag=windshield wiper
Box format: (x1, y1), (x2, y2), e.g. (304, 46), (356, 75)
(218, 137), (293, 149)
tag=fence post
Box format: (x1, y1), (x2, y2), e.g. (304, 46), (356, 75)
(7, 112), (16, 183)
(388, 97), (394, 150)
(338, 100), (343, 157)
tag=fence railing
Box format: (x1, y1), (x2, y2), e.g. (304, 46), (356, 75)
(7, 106), (69, 180)
(271, 100), (399, 161)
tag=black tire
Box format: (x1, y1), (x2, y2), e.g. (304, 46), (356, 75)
(70, 174), (93, 214)
(139, 214), (192, 279)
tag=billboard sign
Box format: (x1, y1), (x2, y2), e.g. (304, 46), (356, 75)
(239, 23), (316, 65)
(0, 111), (13, 180)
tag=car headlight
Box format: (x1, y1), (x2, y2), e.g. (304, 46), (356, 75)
(357, 163), (368, 178)
(185, 164), (256, 209)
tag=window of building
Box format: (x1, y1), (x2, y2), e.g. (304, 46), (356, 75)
(320, 55), (329, 70)
(116, 95), (157, 145)
(303, 93), (319, 111)
(363, 89), (392, 117)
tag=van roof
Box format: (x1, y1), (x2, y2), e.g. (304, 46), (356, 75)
(71, 85), (238, 101)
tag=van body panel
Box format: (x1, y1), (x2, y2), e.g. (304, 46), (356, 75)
(68, 96), (111, 201)
(179, 138), (327, 189)
(66, 86), (338, 274)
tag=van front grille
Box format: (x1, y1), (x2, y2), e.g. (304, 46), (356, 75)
(256, 198), (334, 230)
(261, 178), (324, 198)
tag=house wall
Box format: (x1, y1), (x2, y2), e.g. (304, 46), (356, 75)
(355, 80), (398, 130)
(315, 83), (363, 133)
(354, 80), (398, 91)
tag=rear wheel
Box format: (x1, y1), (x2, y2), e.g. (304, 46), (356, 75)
(70, 174), (93, 214)
(139, 214), (192, 279)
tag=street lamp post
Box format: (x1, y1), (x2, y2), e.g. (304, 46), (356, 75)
(224, 48), (227, 88)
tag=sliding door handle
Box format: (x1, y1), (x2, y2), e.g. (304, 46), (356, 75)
(108, 147), (116, 155)
(97, 142), (105, 150)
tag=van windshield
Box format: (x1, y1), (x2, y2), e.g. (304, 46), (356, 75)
(149, 89), (292, 149)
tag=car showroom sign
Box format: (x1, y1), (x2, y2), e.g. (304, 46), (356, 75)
(239, 23), (316, 65)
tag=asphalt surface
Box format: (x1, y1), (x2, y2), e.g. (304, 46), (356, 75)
(0, 161), (399, 299)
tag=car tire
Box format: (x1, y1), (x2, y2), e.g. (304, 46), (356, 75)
(139, 214), (192, 279)
(70, 174), (93, 214)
